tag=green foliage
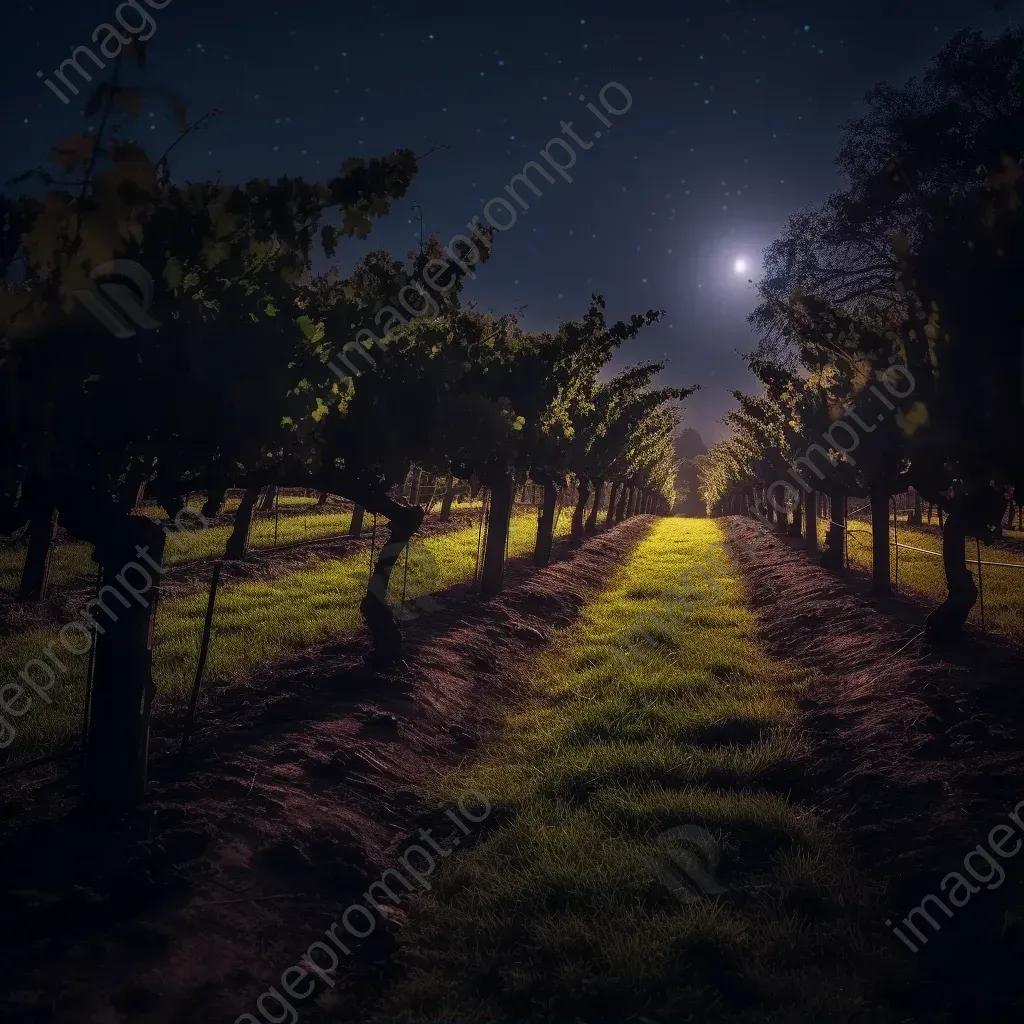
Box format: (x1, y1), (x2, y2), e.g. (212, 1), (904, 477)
(713, 26), (1023, 520)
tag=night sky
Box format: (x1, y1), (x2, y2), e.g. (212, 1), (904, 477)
(2, 0), (1015, 444)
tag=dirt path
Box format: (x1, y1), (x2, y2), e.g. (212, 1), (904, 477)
(0, 518), (652, 1024)
(724, 515), (1024, 1020)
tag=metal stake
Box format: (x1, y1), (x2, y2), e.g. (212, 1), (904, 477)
(180, 561), (222, 756)
(892, 497), (899, 594)
(80, 565), (103, 767)
(976, 538), (986, 635)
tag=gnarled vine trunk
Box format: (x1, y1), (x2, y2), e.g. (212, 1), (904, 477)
(224, 487), (260, 560)
(614, 487), (630, 520)
(407, 468), (422, 507)
(788, 497), (803, 538)
(18, 506), (59, 602)
(585, 480), (604, 535)
(570, 478), (590, 546)
(616, 484), (630, 522)
(824, 491), (846, 570)
(360, 494), (425, 671)
(869, 489), (891, 595)
(805, 491), (819, 553)
(925, 506), (977, 643)
(534, 481), (558, 566)
(909, 491), (923, 526)
(258, 485), (277, 512)
(84, 514), (167, 810)
(481, 472), (514, 597)
(201, 486), (227, 519)
(605, 483), (620, 529)
(439, 474), (456, 522)
(350, 503), (365, 538)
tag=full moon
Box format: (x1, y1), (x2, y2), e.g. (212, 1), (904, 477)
(733, 257), (748, 274)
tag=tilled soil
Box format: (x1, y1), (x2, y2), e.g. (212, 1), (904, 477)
(0, 517), (653, 1024)
(724, 515), (1024, 1021)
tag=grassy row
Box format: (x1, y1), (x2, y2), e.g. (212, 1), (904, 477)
(371, 519), (900, 1024)
(0, 510), (568, 766)
(0, 494), (492, 597)
(815, 514), (1024, 640)
(0, 498), (350, 596)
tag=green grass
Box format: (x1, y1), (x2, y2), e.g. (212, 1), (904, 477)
(366, 519), (903, 1024)
(0, 539), (97, 597)
(0, 502), (354, 596)
(0, 493), (492, 597)
(0, 509), (567, 766)
(816, 513), (1024, 641)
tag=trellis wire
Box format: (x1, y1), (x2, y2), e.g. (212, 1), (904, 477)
(368, 512), (378, 584)
(481, 490), (492, 579)
(474, 489), (490, 584)
(80, 564), (102, 766)
(835, 508), (1024, 637)
(273, 487), (280, 548)
(888, 540), (1024, 569)
(179, 560), (222, 756)
(892, 497), (900, 594)
(2, 485), (469, 786)
(505, 484), (514, 565)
